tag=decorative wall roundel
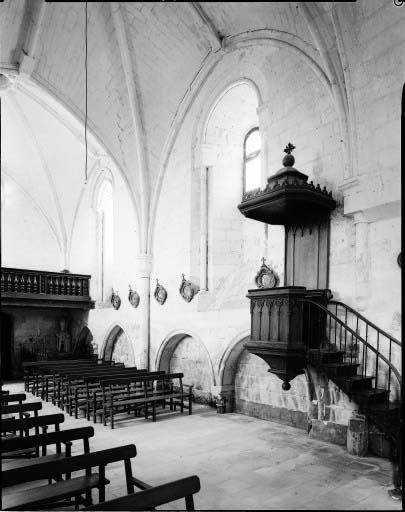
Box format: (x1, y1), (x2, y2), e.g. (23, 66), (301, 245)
(128, 285), (140, 308)
(255, 258), (279, 289)
(179, 274), (199, 302)
(154, 279), (167, 305)
(111, 289), (121, 310)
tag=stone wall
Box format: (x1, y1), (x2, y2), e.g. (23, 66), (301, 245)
(167, 336), (213, 404)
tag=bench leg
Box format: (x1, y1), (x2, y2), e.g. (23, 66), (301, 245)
(189, 393), (192, 415)
(152, 401), (156, 422)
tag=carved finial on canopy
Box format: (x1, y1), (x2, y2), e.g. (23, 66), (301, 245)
(282, 142), (296, 167)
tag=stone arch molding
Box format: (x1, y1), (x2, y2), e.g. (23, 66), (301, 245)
(148, 30), (344, 253)
(101, 322), (135, 366)
(218, 330), (251, 388)
(155, 329), (216, 387)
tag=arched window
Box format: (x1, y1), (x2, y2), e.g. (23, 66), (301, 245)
(95, 179), (113, 302)
(243, 128), (261, 194)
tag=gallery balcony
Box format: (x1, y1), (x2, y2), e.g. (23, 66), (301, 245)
(1, 267), (95, 310)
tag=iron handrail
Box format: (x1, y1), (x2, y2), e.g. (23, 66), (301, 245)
(299, 299), (402, 391)
(329, 300), (401, 347)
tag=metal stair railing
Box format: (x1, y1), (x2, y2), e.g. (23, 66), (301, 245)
(299, 299), (402, 404)
(328, 300), (401, 367)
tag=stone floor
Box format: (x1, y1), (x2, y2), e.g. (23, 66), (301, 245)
(2, 381), (402, 510)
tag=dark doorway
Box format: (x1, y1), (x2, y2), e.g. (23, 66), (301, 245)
(1, 313), (14, 380)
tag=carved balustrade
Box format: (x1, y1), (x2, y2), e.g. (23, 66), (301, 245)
(1, 267), (94, 309)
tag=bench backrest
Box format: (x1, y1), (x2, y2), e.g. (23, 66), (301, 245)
(84, 475), (201, 511)
(23, 359), (96, 368)
(2, 443), (137, 486)
(38, 362), (117, 374)
(1, 426), (95, 453)
(1, 401), (42, 415)
(1, 393), (26, 404)
(100, 372), (183, 388)
(1, 413), (65, 434)
(63, 368), (143, 381)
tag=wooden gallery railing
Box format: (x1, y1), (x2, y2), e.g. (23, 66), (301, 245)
(1, 267), (91, 300)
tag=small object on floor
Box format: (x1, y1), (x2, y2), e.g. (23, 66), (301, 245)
(388, 488), (402, 501)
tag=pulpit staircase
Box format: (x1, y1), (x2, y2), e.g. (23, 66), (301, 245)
(302, 298), (401, 468)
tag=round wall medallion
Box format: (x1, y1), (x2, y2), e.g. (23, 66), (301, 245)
(154, 279), (167, 305)
(179, 274), (198, 302)
(111, 290), (121, 310)
(255, 258), (279, 289)
(128, 285), (140, 308)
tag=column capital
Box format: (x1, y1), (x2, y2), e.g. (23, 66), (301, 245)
(135, 254), (153, 278)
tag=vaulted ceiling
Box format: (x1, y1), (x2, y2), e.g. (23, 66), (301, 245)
(1, 1), (395, 255)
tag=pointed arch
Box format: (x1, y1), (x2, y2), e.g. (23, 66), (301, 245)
(101, 323), (135, 367)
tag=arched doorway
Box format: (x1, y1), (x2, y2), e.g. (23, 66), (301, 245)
(1, 313), (14, 380)
(102, 326), (135, 367)
(157, 333), (215, 405)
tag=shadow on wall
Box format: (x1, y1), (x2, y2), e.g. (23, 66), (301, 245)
(157, 334), (215, 406)
(73, 326), (96, 358)
(102, 325), (136, 367)
(1, 312), (17, 379)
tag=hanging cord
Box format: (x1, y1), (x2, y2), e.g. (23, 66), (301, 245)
(84, 1), (88, 184)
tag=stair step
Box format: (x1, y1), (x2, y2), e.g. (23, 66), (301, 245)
(352, 388), (390, 406)
(307, 349), (344, 364)
(322, 362), (359, 377)
(334, 375), (374, 392)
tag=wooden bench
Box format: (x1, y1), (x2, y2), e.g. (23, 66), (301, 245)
(33, 361), (121, 398)
(2, 426), (94, 466)
(54, 366), (142, 412)
(47, 365), (134, 408)
(44, 362), (126, 402)
(84, 475), (201, 511)
(1, 444), (137, 510)
(1, 393), (26, 404)
(23, 359), (98, 392)
(2, 413), (65, 438)
(1, 401), (42, 422)
(80, 371), (166, 422)
(100, 373), (193, 428)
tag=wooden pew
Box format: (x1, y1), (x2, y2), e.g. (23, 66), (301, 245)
(23, 359), (98, 392)
(34, 361), (121, 398)
(1, 401), (42, 422)
(1, 393), (26, 404)
(100, 373), (193, 428)
(81, 370), (166, 422)
(84, 475), (201, 511)
(2, 426), (94, 465)
(2, 413), (65, 438)
(1, 444), (137, 510)
(54, 366), (139, 411)
(48, 364), (133, 408)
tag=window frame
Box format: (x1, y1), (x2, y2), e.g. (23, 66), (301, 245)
(243, 127), (261, 195)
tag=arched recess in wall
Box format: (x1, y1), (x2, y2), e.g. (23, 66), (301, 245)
(219, 332), (310, 429)
(102, 324), (135, 367)
(156, 332), (215, 404)
(193, 80), (263, 293)
(73, 326), (96, 357)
